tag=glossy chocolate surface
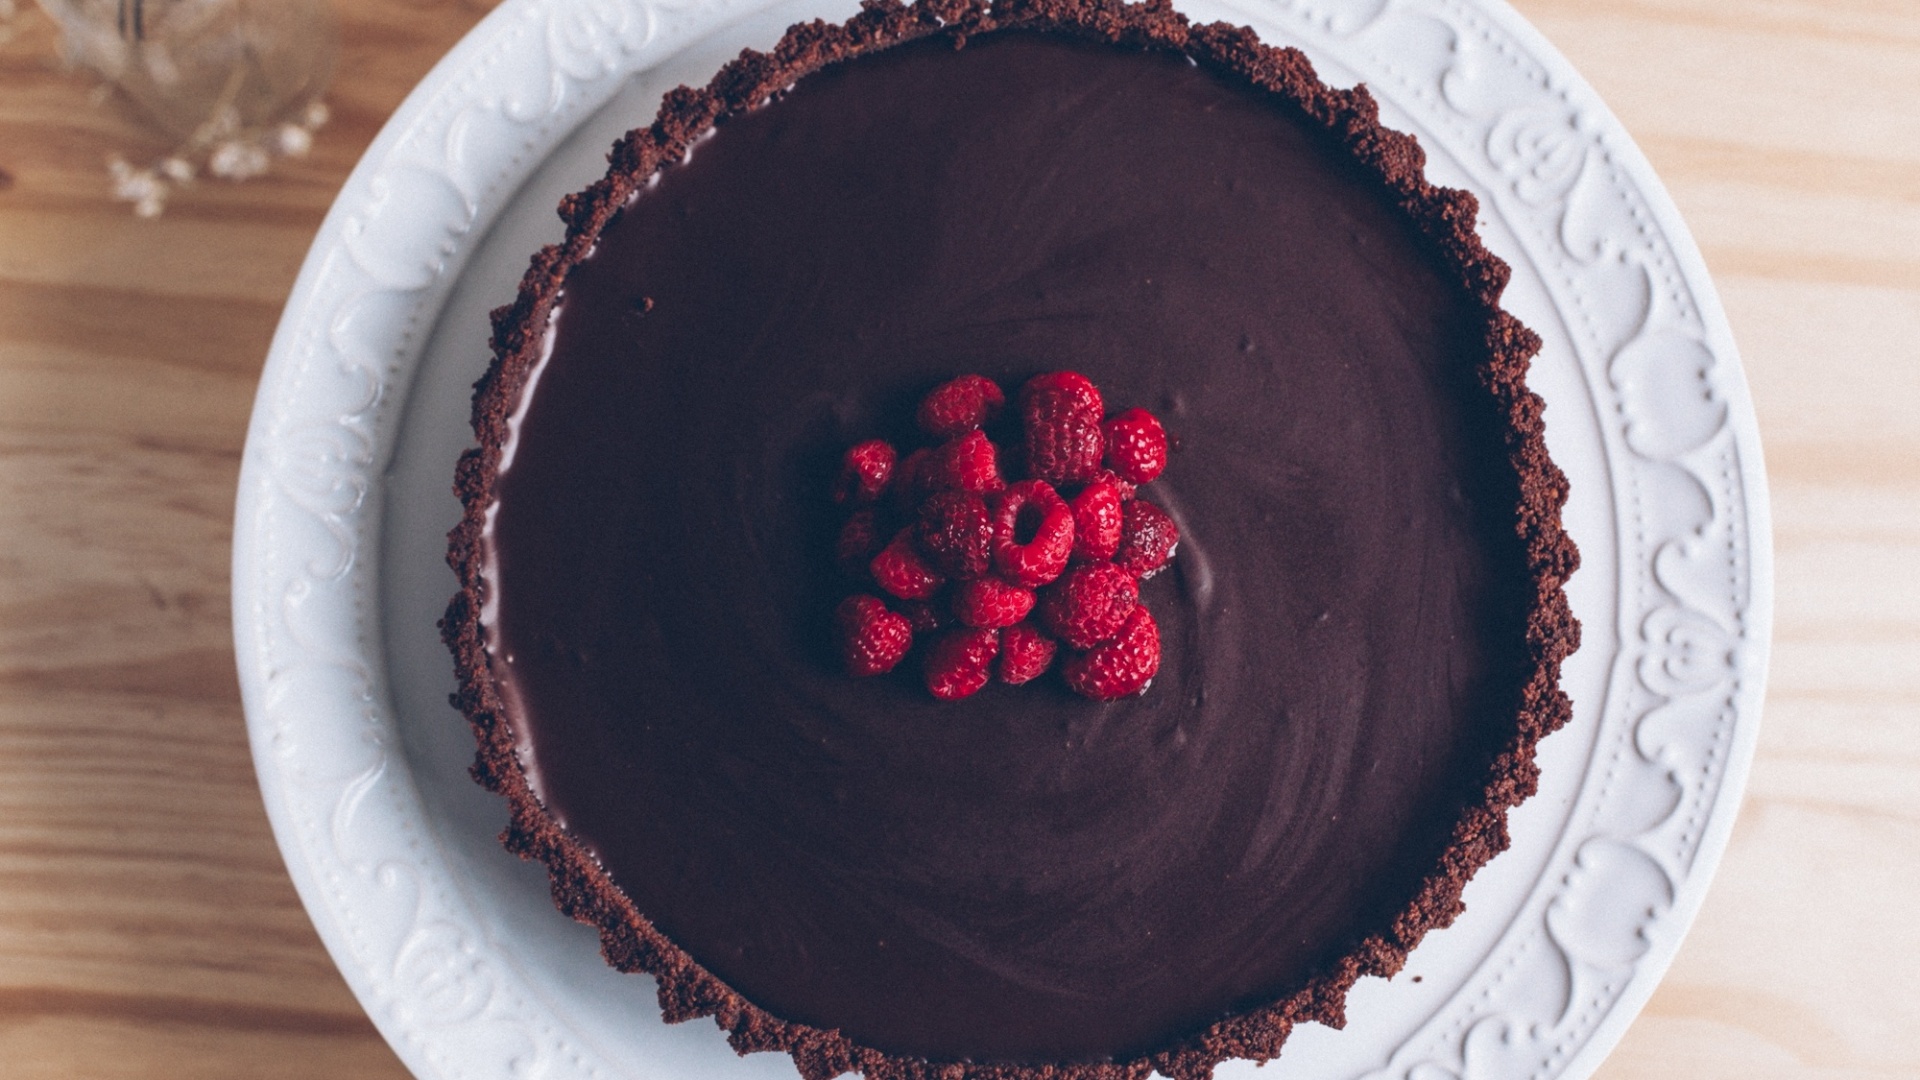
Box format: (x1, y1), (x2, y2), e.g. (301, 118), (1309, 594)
(485, 32), (1529, 1064)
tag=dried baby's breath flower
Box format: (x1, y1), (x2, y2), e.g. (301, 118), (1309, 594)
(276, 123), (313, 157)
(108, 155), (169, 217)
(208, 139), (270, 180)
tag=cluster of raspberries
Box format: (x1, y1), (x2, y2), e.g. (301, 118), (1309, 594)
(831, 372), (1179, 700)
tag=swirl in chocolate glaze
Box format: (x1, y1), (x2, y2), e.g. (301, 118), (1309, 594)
(445, 4), (1579, 1079)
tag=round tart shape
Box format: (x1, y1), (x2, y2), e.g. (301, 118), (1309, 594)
(443, 2), (1580, 1078)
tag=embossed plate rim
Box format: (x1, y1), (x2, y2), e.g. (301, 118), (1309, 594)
(232, 1), (1771, 1078)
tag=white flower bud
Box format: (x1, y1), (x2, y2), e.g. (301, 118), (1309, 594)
(277, 123), (313, 157)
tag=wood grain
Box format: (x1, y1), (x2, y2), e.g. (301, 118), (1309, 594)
(0, 0), (1913, 1077)
(0, 4), (495, 1077)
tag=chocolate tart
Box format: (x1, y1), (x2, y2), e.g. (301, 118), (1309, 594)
(443, 1), (1580, 1077)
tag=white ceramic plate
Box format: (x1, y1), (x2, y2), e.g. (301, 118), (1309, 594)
(233, 1), (1771, 1077)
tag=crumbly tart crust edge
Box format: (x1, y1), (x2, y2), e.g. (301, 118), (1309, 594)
(440, 2), (1583, 1077)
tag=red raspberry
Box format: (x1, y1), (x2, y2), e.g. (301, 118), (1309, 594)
(836, 509), (886, 578)
(1063, 604), (1160, 699)
(1114, 499), (1180, 579)
(997, 622), (1058, 685)
(895, 597), (952, 634)
(870, 528), (944, 600)
(1068, 480), (1123, 563)
(1103, 408), (1168, 485)
(833, 439), (895, 504)
(835, 595), (913, 677)
(1087, 468), (1138, 502)
(924, 626), (1000, 700)
(917, 375), (1006, 439)
(1037, 562), (1139, 649)
(916, 491), (994, 580)
(1019, 373), (1105, 485)
(922, 430), (1004, 495)
(991, 479), (1074, 588)
(1018, 371), (1103, 415)
(952, 576), (1036, 629)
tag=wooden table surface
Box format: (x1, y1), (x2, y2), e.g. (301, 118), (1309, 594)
(0, 0), (1914, 1077)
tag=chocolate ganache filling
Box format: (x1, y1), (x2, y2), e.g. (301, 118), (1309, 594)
(455, 12), (1576, 1076)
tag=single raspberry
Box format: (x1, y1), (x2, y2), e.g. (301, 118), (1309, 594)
(1021, 391), (1104, 486)
(835, 595), (913, 677)
(833, 439), (895, 504)
(1068, 480), (1124, 562)
(895, 597), (951, 634)
(922, 429), (1004, 495)
(1029, 395), (1105, 484)
(1103, 408), (1168, 484)
(917, 375), (1006, 439)
(870, 528), (945, 600)
(997, 622), (1058, 685)
(1017, 371), (1103, 416)
(916, 491), (994, 580)
(1087, 467), (1138, 502)
(953, 577), (1036, 629)
(1037, 562), (1139, 649)
(924, 626), (1000, 700)
(991, 479), (1074, 588)
(1114, 499), (1180, 579)
(1063, 604), (1161, 699)
(836, 509), (887, 578)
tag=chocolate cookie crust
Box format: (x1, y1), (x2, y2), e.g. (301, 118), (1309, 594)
(444, 2), (1581, 1078)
